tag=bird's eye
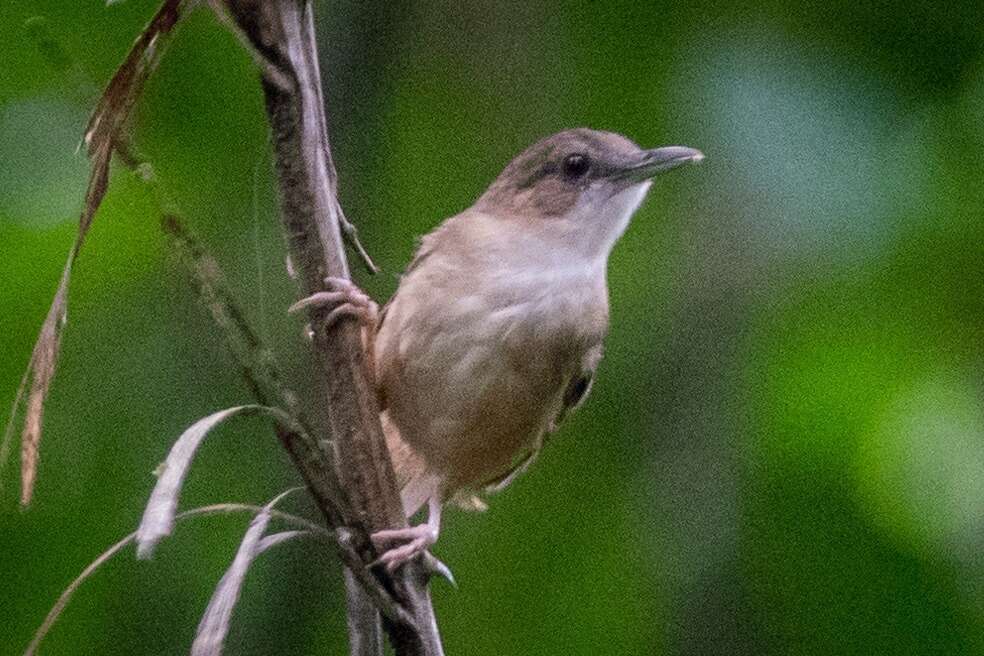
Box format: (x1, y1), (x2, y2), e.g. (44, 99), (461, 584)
(562, 153), (590, 179)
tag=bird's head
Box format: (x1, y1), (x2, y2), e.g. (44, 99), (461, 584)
(475, 128), (703, 260)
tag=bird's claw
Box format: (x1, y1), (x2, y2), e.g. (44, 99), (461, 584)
(370, 524), (439, 573)
(288, 276), (378, 330)
(421, 551), (456, 588)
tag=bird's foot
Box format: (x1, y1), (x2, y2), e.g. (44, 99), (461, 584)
(288, 277), (378, 329)
(371, 523), (439, 573)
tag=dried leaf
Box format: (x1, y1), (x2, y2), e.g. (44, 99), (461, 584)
(2, 258), (73, 506)
(84, 0), (188, 166)
(136, 405), (293, 559)
(24, 502), (321, 656)
(3, 0), (191, 506)
(256, 529), (308, 553)
(190, 490), (301, 656)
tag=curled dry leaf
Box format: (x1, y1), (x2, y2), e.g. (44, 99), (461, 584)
(190, 490), (303, 656)
(257, 529), (309, 553)
(136, 405), (295, 559)
(83, 0), (189, 164)
(2, 0), (190, 506)
(25, 502), (321, 656)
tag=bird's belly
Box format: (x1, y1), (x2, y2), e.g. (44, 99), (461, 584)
(379, 303), (574, 491)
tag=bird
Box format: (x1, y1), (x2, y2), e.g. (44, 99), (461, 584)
(291, 128), (703, 571)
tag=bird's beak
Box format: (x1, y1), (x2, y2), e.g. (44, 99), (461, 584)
(616, 146), (704, 183)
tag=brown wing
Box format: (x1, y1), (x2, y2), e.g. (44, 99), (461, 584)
(549, 343), (603, 434)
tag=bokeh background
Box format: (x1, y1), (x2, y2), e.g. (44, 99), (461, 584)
(3, 1), (984, 654)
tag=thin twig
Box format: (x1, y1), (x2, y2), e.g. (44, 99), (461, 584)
(159, 215), (301, 416)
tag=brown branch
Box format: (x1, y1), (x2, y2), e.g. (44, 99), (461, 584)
(344, 568), (384, 656)
(221, 2), (444, 655)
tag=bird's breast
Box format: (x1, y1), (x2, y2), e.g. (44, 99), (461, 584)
(375, 255), (608, 491)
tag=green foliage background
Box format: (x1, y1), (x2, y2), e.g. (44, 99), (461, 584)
(2, 1), (984, 654)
